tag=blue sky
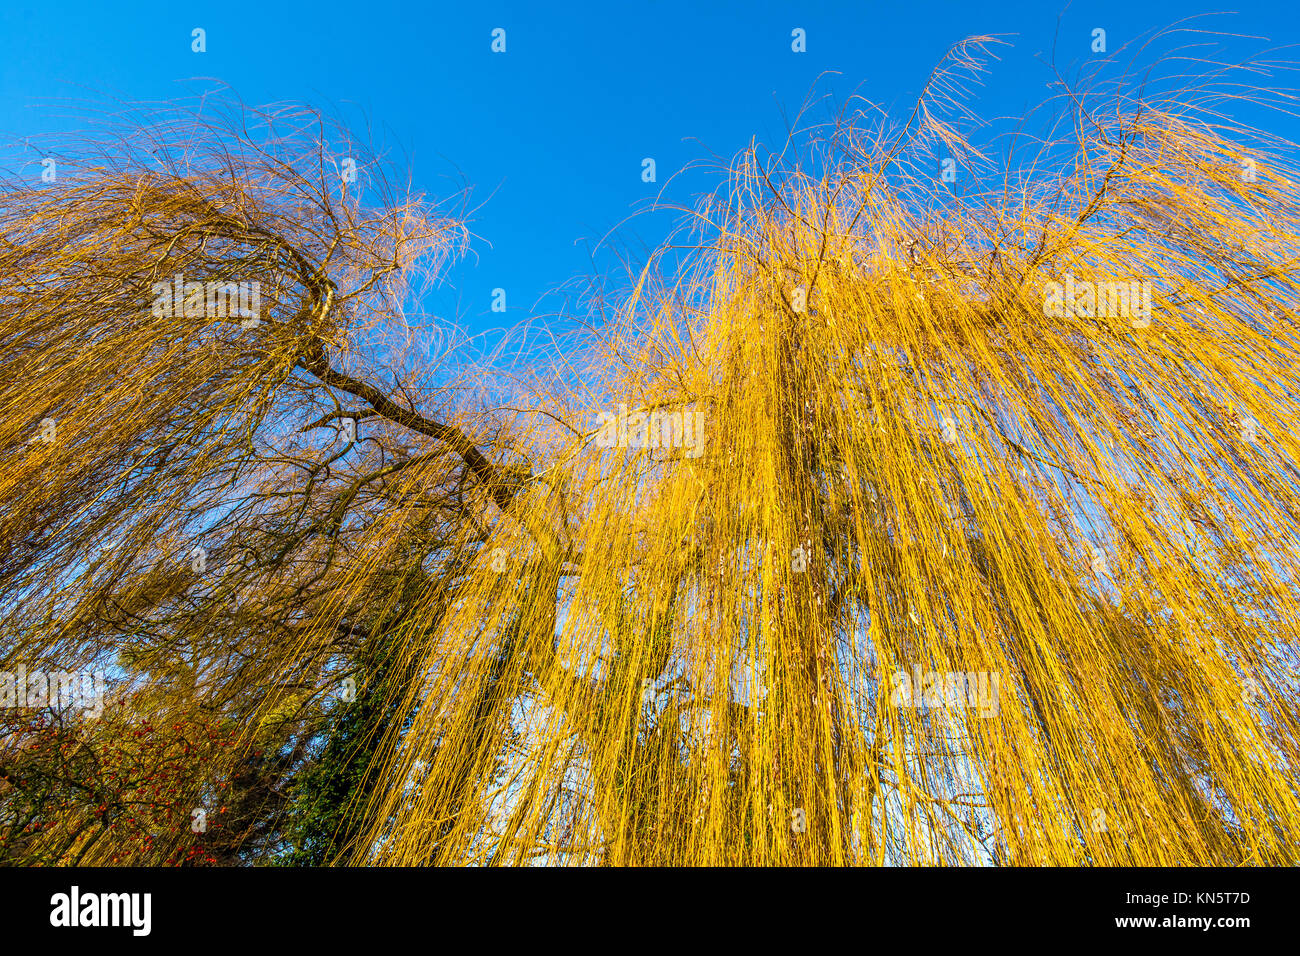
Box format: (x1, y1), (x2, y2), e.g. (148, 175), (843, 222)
(2, 0), (1298, 345)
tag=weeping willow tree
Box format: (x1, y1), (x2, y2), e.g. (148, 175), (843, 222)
(0, 96), (510, 864)
(4, 39), (1300, 866)
(347, 38), (1300, 866)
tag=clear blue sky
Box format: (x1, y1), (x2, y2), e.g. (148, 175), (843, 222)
(1, 0), (1297, 344)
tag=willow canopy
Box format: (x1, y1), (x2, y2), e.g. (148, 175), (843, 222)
(2, 40), (1299, 866)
